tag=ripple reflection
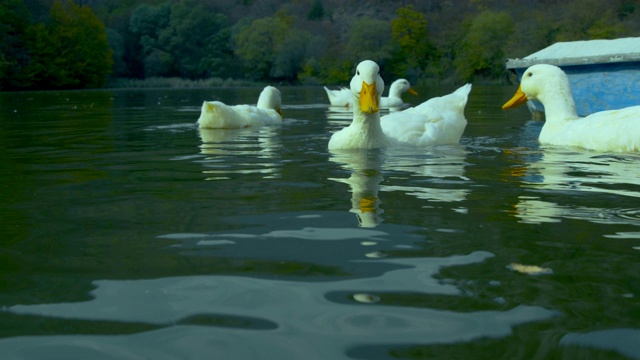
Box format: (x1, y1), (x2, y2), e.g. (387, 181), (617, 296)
(198, 127), (282, 180)
(510, 148), (640, 226)
(329, 149), (385, 227)
(3, 251), (557, 359)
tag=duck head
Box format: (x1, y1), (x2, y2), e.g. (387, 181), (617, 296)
(257, 85), (283, 117)
(350, 60), (384, 114)
(502, 64), (570, 110)
(390, 79), (418, 96)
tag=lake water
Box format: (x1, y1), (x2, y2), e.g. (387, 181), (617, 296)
(1, 85), (639, 359)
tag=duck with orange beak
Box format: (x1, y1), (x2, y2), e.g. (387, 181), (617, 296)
(329, 60), (472, 150)
(502, 64), (640, 152)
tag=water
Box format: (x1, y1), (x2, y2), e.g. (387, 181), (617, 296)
(1, 86), (639, 359)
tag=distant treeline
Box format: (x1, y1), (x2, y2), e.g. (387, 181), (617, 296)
(2, 0), (640, 90)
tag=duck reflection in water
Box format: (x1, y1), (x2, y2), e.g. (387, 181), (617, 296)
(197, 127), (282, 180)
(505, 147), (640, 226)
(329, 149), (385, 228)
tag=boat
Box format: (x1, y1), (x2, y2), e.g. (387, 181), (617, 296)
(505, 37), (640, 117)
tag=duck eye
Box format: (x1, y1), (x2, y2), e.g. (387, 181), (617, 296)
(526, 71), (533, 77)
(357, 70), (360, 76)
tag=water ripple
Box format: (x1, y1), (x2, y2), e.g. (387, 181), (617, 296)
(2, 251), (558, 359)
(518, 149), (640, 198)
(198, 127), (282, 180)
(513, 196), (640, 226)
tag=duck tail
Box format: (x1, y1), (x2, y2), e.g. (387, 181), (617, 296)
(453, 83), (472, 107)
(454, 83), (472, 97)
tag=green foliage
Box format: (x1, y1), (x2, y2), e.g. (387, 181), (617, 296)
(554, 0), (626, 41)
(307, 0), (324, 21)
(128, 0), (233, 79)
(345, 16), (395, 73)
(129, 2), (172, 77)
(233, 17), (289, 80)
(161, 0), (231, 78)
(272, 31), (312, 79)
(233, 11), (317, 82)
(390, 5), (434, 78)
(20, 0), (113, 89)
(4, 0), (640, 89)
(0, 0), (31, 89)
(129, 2), (170, 39)
(454, 10), (514, 82)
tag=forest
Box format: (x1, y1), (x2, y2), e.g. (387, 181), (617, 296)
(2, 0), (640, 90)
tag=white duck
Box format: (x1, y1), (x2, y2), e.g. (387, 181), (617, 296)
(328, 60), (472, 150)
(502, 64), (640, 152)
(323, 86), (352, 107)
(197, 86), (282, 129)
(324, 79), (417, 108)
(380, 79), (418, 108)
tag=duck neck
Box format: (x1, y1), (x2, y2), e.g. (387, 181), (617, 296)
(352, 108), (389, 147)
(353, 108), (383, 132)
(388, 85), (401, 99)
(538, 81), (579, 122)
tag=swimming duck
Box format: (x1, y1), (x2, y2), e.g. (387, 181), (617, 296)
(502, 64), (640, 152)
(323, 86), (352, 107)
(328, 60), (471, 150)
(380, 79), (418, 108)
(324, 79), (417, 108)
(197, 86), (282, 129)
(380, 83), (472, 146)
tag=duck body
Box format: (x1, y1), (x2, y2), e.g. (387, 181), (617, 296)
(328, 60), (471, 150)
(323, 87), (352, 107)
(503, 64), (640, 152)
(381, 83), (472, 146)
(197, 86), (282, 129)
(538, 107), (640, 152)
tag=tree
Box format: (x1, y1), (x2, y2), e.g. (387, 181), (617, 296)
(21, 0), (113, 89)
(390, 5), (434, 78)
(271, 31), (312, 80)
(129, 2), (172, 77)
(233, 16), (288, 80)
(454, 10), (514, 82)
(159, 0), (232, 79)
(307, 0), (324, 21)
(554, 0), (625, 41)
(344, 16), (395, 79)
(0, 0), (31, 89)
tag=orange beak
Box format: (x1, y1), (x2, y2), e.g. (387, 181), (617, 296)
(359, 81), (379, 113)
(502, 84), (528, 110)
